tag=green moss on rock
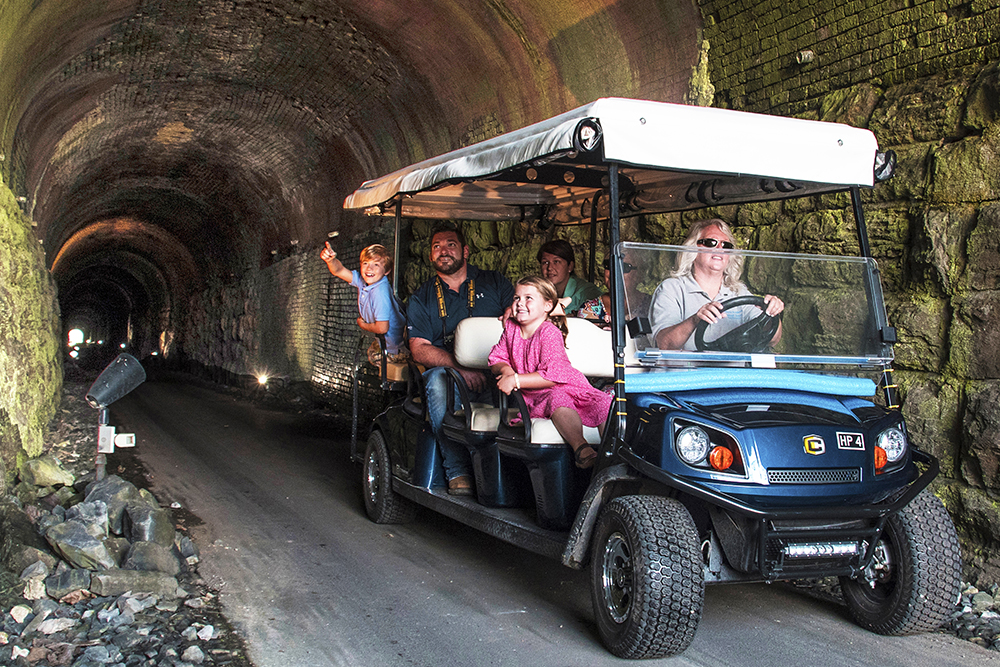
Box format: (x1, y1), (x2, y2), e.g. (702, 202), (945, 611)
(0, 180), (61, 490)
(954, 290), (1000, 379)
(965, 203), (1000, 291)
(888, 294), (950, 372)
(913, 206), (977, 295)
(895, 372), (961, 476)
(964, 61), (1000, 132)
(684, 39), (715, 108)
(819, 83), (883, 128)
(929, 123), (1000, 204)
(869, 71), (972, 145)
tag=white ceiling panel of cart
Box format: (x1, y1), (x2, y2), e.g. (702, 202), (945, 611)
(343, 98), (881, 223)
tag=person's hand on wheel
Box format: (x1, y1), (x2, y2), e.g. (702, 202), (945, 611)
(694, 301), (725, 325)
(763, 295), (784, 317)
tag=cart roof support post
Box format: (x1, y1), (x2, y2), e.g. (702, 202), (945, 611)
(393, 199), (402, 295)
(608, 163), (627, 439)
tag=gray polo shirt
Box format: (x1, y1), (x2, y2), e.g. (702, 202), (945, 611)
(649, 274), (753, 350)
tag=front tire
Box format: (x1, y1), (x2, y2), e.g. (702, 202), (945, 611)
(840, 489), (961, 635)
(363, 430), (417, 524)
(590, 495), (704, 659)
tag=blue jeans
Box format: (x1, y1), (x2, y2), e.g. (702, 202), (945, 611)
(423, 366), (487, 481)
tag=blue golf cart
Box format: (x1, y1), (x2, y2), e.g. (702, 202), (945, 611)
(343, 98), (961, 659)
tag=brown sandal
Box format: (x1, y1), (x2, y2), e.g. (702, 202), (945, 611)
(574, 445), (598, 469)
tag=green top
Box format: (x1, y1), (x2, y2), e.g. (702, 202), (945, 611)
(563, 275), (603, 316)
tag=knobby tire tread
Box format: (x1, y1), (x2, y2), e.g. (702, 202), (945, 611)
(364, 430), (417, 524)
(593, 495), (704, 659)
(842, 489), (961, 635)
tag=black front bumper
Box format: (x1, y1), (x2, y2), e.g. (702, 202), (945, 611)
(619, 447), (939, 581)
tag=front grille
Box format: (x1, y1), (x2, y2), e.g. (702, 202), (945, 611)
(767, 467), (860, 484)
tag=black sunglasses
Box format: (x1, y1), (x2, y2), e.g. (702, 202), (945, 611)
(696, 238), (735, 250)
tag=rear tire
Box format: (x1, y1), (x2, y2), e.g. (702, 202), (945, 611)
(363, 430), (417, 524)
(840, 489), (961, 635)
(590, 495), (704, 659)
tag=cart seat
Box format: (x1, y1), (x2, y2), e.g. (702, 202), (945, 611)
(496, 318), (614, 528)
(441, 317), (526, 506)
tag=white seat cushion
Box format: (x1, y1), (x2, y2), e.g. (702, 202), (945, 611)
(463, 406), (522, 432)
(528, 418), (601, 445)
(564, 318), (613, 377)
(453, 317), (504, 369)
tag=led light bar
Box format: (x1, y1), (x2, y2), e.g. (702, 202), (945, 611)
(783, 542), (859, 558)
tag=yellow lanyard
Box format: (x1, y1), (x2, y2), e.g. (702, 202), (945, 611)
(435, 277), (475, 318)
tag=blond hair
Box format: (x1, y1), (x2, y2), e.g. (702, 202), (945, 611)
(515, 275), (569, 344)
(671, 219), (744, 289)
(360, 244), (393, 275)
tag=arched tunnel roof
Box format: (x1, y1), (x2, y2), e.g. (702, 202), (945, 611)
(0, 0), (701, 358)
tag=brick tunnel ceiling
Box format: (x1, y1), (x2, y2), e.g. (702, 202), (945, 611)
(2, 0), (700, 353)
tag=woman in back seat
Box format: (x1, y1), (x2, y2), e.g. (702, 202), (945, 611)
(488, 276), (613, 469)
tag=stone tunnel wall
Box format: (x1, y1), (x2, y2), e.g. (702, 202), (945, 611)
(0, 180), (61, 493)
(169, 54), (1000, 585)
(9, 0), (997, 583)
(172, 221), (396, 425)
(694, 0), (1000, 585)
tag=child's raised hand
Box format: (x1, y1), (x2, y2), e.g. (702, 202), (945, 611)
(320, 242), (337, 262)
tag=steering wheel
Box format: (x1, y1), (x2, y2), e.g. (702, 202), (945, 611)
(693, 295), (781, 353)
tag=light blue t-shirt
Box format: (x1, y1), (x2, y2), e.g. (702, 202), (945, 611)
(351, 272), (406, 354)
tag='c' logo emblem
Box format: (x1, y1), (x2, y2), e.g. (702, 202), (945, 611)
(804, 435), (826, 455)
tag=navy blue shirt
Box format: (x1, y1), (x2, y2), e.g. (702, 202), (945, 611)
(406, 265), (514, 349)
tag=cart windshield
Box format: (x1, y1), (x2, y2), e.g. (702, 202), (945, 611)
(616, 242), (893, 370)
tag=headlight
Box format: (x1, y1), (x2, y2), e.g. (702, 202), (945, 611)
(676, 426), (711, 464)
(878, 426), (907, 463)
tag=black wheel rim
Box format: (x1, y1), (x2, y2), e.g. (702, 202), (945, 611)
(601, 531), (634, 624)
(856, 540), (895, 602)
(365, 447), (381, 508)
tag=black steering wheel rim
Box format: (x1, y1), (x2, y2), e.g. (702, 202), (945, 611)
(693, 295), (781, 353)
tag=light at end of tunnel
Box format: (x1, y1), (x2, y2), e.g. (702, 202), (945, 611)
(258, 374), (269, 385)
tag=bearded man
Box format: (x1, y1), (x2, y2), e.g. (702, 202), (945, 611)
(406, 222), (514, 495)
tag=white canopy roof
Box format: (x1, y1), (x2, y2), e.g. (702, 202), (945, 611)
(344, 98), (882, 223)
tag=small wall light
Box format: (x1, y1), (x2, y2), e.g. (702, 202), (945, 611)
(796, 50), (816, 65)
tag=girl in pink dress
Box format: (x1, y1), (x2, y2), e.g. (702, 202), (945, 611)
(489, 276), (613, 468)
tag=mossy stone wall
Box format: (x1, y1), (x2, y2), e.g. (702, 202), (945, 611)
(0, 179), (62, 494)
(696, 0), (1000, 582)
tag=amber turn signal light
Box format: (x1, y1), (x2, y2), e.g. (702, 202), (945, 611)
(874, 445), (888, 473)
(709, 446), (733, 471)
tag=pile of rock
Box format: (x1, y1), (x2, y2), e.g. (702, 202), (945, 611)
(1, 451), (247, 666)
(13, 465), (197, 602)
(948, 583), (1000, 650)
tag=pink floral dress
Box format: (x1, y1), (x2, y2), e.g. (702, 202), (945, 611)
(488, 319), (612, 427)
